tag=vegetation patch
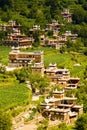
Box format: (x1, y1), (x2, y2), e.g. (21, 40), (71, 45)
(0, 46), (11, 65)
(0, 83), (31, 110)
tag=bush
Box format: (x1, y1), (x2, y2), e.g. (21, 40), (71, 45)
(75, 113), (87, 130)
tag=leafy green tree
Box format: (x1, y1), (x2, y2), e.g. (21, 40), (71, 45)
(43, 6), (52, 23)
(47, 30), (53, 37)
(33, 30), (40, 47)
(58, 122), (69, 130)
(78, 0), (86, 4)
(14, 67), (31, 83)
(66, 38), (83, 52)
(29, 73), (50, 93)
(38, 75), (50, 94)
(29, 6), (37, 19)
(37, 119), (49, 130)
(35, 10), (47, 28)
(82, 2), (87, 10)
(0, 65), (6, 74)
(75, 113), (87, 130)
(0, 0), (13, 9)
(72, 6), (86, 24)
(60, 46), (66, 53)
(45, 0), (60, 18)
(0, 109), (12, 130)
(84, 66), (87, 79)
(66, 89), (77, 97)
(0, 31), (6, 45)
(76, 80), (87, 112)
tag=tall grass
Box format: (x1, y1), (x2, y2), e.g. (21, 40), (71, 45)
(0, 83), (32, 110)
(0, 46), (11, 65)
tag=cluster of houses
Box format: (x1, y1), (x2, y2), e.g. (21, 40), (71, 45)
(8, 47), (80, 90)
(8, 47), (79, 87)
(44, 63), (80, 90)
(0, 9), (83, 124)
(7, 47), (83, 124)
(40, 89), (83, 124)
(0, 9), (78, 49)
(1, 20), (34, 48)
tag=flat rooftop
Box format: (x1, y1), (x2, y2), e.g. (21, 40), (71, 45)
(46, 108), (70, 113)
(9, 51), (43, 55)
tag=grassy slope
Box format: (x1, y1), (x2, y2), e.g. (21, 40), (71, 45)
(0, 46), (11, 65)
(0, 82), (32, 110)
(48, 124), (75, 130)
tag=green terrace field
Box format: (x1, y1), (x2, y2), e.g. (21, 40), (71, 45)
(0, 82), (32, 110)
(0, 46), (11, 65)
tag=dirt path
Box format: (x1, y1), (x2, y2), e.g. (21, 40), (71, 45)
(15, 123), (37, 130)
(14, 115), (44, 130)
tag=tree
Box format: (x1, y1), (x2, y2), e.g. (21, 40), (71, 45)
(84, 66), (87, 79)
(78, 0), (86, 4)
(29, 6), (37, 19)
(0, 0), (13, 9)
(82, 2), (87, 10)
(38, 75), (50, 94)
(72, 6), (86, 24)
(35, 10), (47, 28)
(0, 65), (6, 74)
(45, 0), (60, 18)
(60, 46), (66, 53)
(14, 67), (31, 83)
(75, 113), (87, 130)
(0, 109), (12, 130)
(37, 119), (49, 130)
(84, 48), (87, 56)
(43, 6), (52, 23)
(66, 38), (83, 52)
(33, 30), (40, 47)
(29, 73), (50, 94)
(58, 122), (69, 130)
(47, 30), (53, 37)
(76, 80), (87, 112)
(0, 31), (6, 45)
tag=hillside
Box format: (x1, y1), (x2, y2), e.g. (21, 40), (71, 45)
(0, 0), (87, 47)
(0, 1), (87, 130)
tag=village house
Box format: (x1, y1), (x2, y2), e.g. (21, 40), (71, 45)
(44, 38), (59, 49)
(43, 36), (67, 49)
(46, 20), (63, 36)
(40, 89), (83, 123)
(8, 47), (44, 75)
(62, 31), (78, 42)
(61, 9), (72, 23)
(2, 21), (34, 48)
(33, 25), (40, 30)
(40, 31), (78, 49)
(40, 34), (46, 46)
(65, 77), (80, 90)
(2, 30), (34, 48)
(29, 24), (40, 36)
(44, 63), (70, 85)
(39, 30), (47, 46)
(44, 63), (80, 89)
(0, 20), (21, 31)
(57, 36), (67, 47)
